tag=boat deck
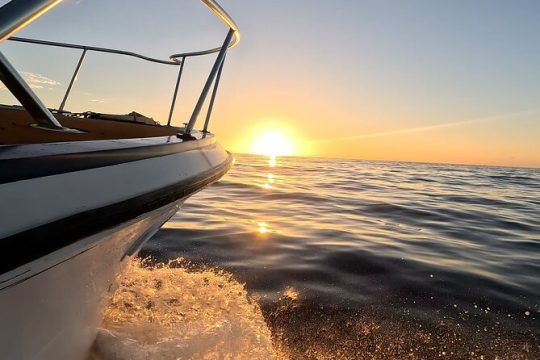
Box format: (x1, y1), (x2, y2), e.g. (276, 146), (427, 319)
(0, 106), (180, 145)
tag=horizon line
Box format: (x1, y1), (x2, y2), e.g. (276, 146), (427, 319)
(233, 152), (540, 170)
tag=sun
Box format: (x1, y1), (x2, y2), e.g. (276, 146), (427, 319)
(251, 131), (295, 156)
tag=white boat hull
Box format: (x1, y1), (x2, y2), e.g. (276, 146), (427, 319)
(0, 134), (232, 359)
(0, 201), (181, 359)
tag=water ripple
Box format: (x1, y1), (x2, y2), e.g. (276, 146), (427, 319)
(141, 154), (540, 358)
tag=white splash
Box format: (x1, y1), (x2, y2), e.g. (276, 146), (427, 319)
(89, 258), (277, 360)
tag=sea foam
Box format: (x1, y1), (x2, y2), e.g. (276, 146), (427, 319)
(89, 258), (277, 360)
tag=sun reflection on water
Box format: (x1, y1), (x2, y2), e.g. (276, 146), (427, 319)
(260, 155), (279, 189)
(145, 154), (540, 359)
(257, 222), (269, 233)
(269, 155), (276, 168)
(256, 155), (285, 235)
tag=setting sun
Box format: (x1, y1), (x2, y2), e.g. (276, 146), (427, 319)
(251, 131), (295, 156)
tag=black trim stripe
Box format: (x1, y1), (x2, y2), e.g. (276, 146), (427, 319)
(0, 136), (215, 184)
(0, 154), (232, 276)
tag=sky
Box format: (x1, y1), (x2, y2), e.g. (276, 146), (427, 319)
(0, 0), (539, 167)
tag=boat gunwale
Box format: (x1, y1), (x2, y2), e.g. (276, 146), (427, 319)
(0, 148), (233, 282)
(0, 133), (218, 183)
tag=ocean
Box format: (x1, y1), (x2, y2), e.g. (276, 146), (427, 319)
(92, 154), (539, 359)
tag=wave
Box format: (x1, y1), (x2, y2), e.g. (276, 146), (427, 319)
(89, 258), (278, 360)
(94, 154), (540, 359)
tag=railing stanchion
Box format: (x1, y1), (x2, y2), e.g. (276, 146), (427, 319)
(0, 0), (64, 42)
(203, 53), (225, 133)
(185, 28), (234, 134)
(0, 51), (63, 129)
(167, 56), (185, 126)
(59, 48), (86, 112)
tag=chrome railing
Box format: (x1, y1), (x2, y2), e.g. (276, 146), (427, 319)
(0, 0), (240, 135)
(0, 0), (62, 42)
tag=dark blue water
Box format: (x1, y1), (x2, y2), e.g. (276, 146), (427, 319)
(141, 154), (540, 358)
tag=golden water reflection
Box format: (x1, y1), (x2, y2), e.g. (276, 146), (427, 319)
(260, 155), (278, 190)
(255, 155), (283, 235)
(269, 155), (276, 168)
(257, 222), (269, 233)
(261, 172), (275, 190)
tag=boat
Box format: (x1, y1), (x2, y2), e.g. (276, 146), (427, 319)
(0, 0), (240, 358)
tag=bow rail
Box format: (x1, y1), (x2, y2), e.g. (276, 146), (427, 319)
(0, 0), (240, 135)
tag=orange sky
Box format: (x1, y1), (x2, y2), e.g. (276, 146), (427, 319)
(1, 0), (538, 168)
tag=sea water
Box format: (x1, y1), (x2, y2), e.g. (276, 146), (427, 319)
(92, 154), (539, 359)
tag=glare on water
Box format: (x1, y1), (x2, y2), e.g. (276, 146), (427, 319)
(93, 154), (540, 359)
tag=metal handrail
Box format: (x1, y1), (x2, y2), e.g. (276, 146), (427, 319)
(8, 37), (181, 65)
(0, 0), (65, 129)
(0, 0), (240, 134)
(170, 0), (240, 60)
(6, 36), (182, 113)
